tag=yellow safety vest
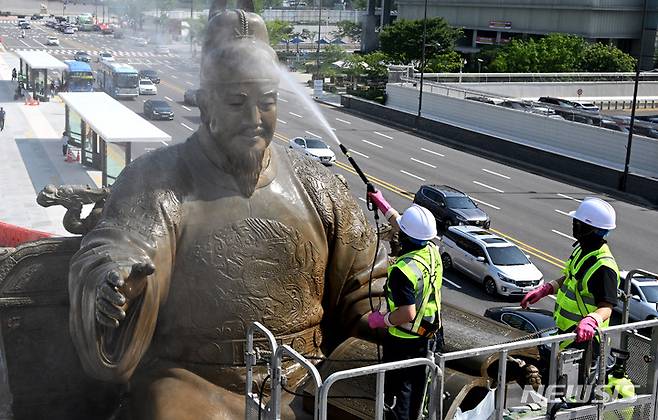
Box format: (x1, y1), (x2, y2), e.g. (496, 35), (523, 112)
(554, 243), (619, 349)
(385, 242), (442, 339)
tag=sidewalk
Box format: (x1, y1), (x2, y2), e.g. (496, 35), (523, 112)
(0, 52), (100, 236)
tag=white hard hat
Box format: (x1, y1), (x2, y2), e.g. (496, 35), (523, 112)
(399, 205), (437, 241)
(569, 197), (616, 230)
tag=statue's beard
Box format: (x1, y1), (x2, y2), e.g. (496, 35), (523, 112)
(225, 146), (265, 197)
(207, 118), (267, 197)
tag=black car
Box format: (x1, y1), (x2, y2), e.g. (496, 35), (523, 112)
(413, 184), (490, 230)
(144, 100), (174, 120)
(484, 306), (556, 366)
(74, 51), (91, 63)
(537, 96), (593, 124)
(183, 88), (198, 106)
(19, 21), (31, 29)
(139, 69), (160, 84)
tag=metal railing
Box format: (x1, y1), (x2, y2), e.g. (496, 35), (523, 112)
(246, 316), (658, 419)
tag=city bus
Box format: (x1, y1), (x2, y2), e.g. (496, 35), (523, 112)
(63, 60), (94, 92)
(97, 61), (139, 99)
(76, 13), (95, 31)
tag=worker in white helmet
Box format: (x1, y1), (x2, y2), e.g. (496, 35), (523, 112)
(521, 197), (620, 350)
(367, 203), (443, 420)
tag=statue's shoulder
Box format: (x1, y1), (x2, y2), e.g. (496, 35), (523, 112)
(284, 145), (349, 198)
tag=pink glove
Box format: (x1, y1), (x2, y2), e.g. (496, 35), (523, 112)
(575, 316), (598, 343)
(368, 311), (387, 329)
(367, 190), (393, 216)
(520, 283), (554, 309)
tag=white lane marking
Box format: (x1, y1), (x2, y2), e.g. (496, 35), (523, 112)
(361, 139), (382, 149)
(289, 111), (303, 118)
(19, 39), (31, 47)
(421, 147), (444, 157)
(185, 81), (194, 86)
(181, 123), (195, 131)
(482, 168), (511, 179)
(555, 209), (570, 217)
(350, 149), (369, 159)
(400, 170), (425, 181)
(171, 75), (178, 79)
(557, 193), (582, 202)
(278, 97), (288, 103)
(358, 197), (367, 203)
(335, 117), (351, 124)
(443, 277), (462, 289)
(276, 118), (287, 124)
(410, 157), (437, 168)
(164, 96), (173, 102)
(161, 141), (169, 146)
(181, 105), (191, 111)
(471, 197), (501, 210)
(166, 64), (175, 70)
(34, 40), (46, 48)
(305, 130), (322, 138)
(374, 131), (393, 139)
(473, 181), (504, 193)
(552, 229), (576, 241)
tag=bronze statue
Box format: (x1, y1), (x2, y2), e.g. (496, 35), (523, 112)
(67, 6), (387, 419)
(37, 184), (110, 234)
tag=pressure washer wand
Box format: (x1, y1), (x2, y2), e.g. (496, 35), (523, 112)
(339, 144), (375, 194)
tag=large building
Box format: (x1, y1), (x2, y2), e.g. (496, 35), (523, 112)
(391, 0), (658, 69)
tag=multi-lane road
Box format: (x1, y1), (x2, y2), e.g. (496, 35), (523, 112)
(2, 18), (656, 317)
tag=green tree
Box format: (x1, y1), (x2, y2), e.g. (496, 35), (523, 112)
(490, 38), (541, 72)
(379, 18), (461, 65)
(580, 43), (636, 72)
(536, 34), (587, 72)
(265, 20), (294, 47)
(186, 17), (207, 44)
(361, 51), (389, 79)
(490, 33), (637, 73)
(426, 51), (463, 72)
(336, 20), (362, 42)
(350, 0), (367, 10)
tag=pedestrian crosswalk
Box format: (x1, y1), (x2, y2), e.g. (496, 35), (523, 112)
(8, 47), (171, 58)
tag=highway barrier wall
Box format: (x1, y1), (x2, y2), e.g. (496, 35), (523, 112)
(340, 93), (658, 205)
(439, 80), (658, 101)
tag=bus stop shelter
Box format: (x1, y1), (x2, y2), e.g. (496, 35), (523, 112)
(15, 50), (67, 101)
(59, 92), (172, 186)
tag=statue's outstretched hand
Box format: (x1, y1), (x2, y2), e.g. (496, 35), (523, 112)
(95, 261), (155, 328)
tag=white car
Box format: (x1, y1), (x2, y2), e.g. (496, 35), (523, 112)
(98, 52), (114, 62)
(440, 226), (544, 297)
(63, 25), (75, 34)
(46, 36), (59, 46)
(138, 78), (157, 95)
(135, 38), (148, 46)
(288, 136), (336, 165)
(614, 271), (658, 322)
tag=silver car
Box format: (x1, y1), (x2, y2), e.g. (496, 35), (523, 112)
(439, 226), (544, 297)
(614, 271), (658, 322)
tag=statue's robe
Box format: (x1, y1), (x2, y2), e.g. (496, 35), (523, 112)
(68, 136), (387, 393)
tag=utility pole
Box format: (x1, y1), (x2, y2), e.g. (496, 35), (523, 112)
(416, 0), (428, 119)
(316, 0), (322, 79)
(619, 0), (648, 192)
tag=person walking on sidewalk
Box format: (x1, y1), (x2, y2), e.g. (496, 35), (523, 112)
(11, 68), (17, 81)
(0, 108), (5, 131)
(62, 131), (69, 156)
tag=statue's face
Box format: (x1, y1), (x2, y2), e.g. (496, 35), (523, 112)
(201, 80), (278, 155)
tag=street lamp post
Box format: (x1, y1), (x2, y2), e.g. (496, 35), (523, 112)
(315, 0), (322, 79)
(619, 0), (648, 192)
(458, 58), (467, 83)
(416, 0), (429, 119)
(477, 58), (483, 82)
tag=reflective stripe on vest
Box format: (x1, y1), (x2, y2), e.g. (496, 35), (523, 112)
(554, 243), (619, 349)
(386, 242), (443, 339)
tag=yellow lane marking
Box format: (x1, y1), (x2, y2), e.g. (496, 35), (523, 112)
(275, 131), (564, 269)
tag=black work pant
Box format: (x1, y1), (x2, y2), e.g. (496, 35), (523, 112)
(383, 334), (430, 420)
